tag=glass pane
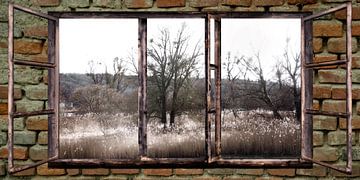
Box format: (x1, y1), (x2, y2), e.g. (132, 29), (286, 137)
(59, 19), (138, 159)
(147, 18), (206, 158)
(221, 18), (301, 158)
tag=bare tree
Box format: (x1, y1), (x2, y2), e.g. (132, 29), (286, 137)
(222, 52), (248, 118)
(148, 23), (202, 127)
(281, 38), (301, 120)
(239, 52), (283, 119)
(87, 60), (105, 85)
(87, 57), (128, 93)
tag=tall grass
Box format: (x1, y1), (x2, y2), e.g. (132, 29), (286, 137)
(59, 110), (300, 159)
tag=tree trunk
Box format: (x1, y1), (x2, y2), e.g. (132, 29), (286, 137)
(169, 90), (178, 126)
(292, 81), (300, 121)
(160, 93), (167, 125)
(272, 108), (282, 119)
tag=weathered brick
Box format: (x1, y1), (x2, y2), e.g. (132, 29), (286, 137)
(344, 147), (360, 160)
(0, 146), (28, 160)
(255, 177), (283, 180)
(353, 70), (360, 83)
(237, 169), (264, 175)
(189, 0), (219, 7)
(318, 69), (345, 83)
(111, 168), (140, 175)
(82, 168), (110, 175)
(14, 39), (43, 55)
(157, 0), (185, 7)
(32, 0), (60, 6)
(0, 103), (7, 115)
(103, 177), (127, 180)
(223, 175), (254, 180)
(14, 67), (43, 84)
(313, 38), (323, 53)
(323, 0), (354, 3)
(24, 84), (48, 100)
(193, 177), (222, 180)
(223, 176), (253, 180)
(313, 20), (343, 37)
(13, 167), (35, 176)
(313, 131), (323, 146)
(352, 21), (360, 36)
(313, 100), (320, 110)
(0, 132), (5, 145)
(288, 0), (316, 5)
(296, 165), (327, 177)
(313, 147), (339, 161)
(221, 0), (251, 7)
(329, 163), (360, 177)
(24, 25), (48, 38)
(92, 0), (117, 8)
(339, 116), (360, 129)
(313, 85), (331, 99)
(269, 6), (298, 12)
(37, 163), (66, 175)
(0, 86), (22, 99)
(322, 100), (346, 113)
(29, 144), (48, 160)
(335, 6), (360, 20)
(38, 131), (48, 145)
(207, 169), (237, 175)
(313, 115), (337, 130)
(66, 168), (80, 176)
(254, 0), (284, 6)
(313, 53), (338, 69)
(175, 168), (204, 175)
(0, 162), (5, 176)
(63, 0), (90, 8)
(328, 130), (355, 145)
(0, 116), (25, 131)
(351, 50), (360, 65)
(327, 37), (358, 53)
(332, 86), (360, 100)
(331, 86), (346, 100)
(16, 99), (44, 113)
(26, 115), (48, 131)
(267, 169), (295, 176)
(14, 131), (36, 145)
(125, 0), (153, 8)
(143, 169), (172, 176)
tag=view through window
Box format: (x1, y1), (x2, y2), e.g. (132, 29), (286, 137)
(58, 16), (305, 163)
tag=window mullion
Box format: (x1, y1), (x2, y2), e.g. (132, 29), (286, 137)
(138, 18), (148, 158)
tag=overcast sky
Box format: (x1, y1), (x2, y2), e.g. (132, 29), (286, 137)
(59, 18), (300, 80)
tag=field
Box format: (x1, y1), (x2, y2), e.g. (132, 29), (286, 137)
(59, 110), (300, 159)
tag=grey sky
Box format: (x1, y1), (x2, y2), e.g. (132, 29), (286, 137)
(59, 18), (300, 79)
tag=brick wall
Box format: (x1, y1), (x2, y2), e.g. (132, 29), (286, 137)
(0, 0), (360, 179)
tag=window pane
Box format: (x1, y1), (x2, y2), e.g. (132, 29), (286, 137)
(147, 18), (206, 158)
(59, 19), (138, 159)
(221, 18), (301, 158)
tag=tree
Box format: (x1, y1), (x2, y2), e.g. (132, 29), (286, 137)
(222, 52), (248, 118)
(280, 38), (301, 120)
(70, 84), (122, 114)
(238, 52), (283, 119)
(87, 57), (128, 93)
(148, 23), (202, 127)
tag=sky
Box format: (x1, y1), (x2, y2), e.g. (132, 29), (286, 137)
(59, 18), (300, 80)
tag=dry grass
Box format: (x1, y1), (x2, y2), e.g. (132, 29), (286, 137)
(59, 110), (300, 159)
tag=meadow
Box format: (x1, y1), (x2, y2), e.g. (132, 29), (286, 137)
(59, 110), (300, 159)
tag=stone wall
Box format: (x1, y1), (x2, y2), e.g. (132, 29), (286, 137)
(0, 0), (360, 179)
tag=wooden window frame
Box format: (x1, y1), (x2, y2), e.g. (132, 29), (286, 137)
(47, 11), (312, 169)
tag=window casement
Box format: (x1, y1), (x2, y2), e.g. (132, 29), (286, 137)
(6, 2), (353, 174)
